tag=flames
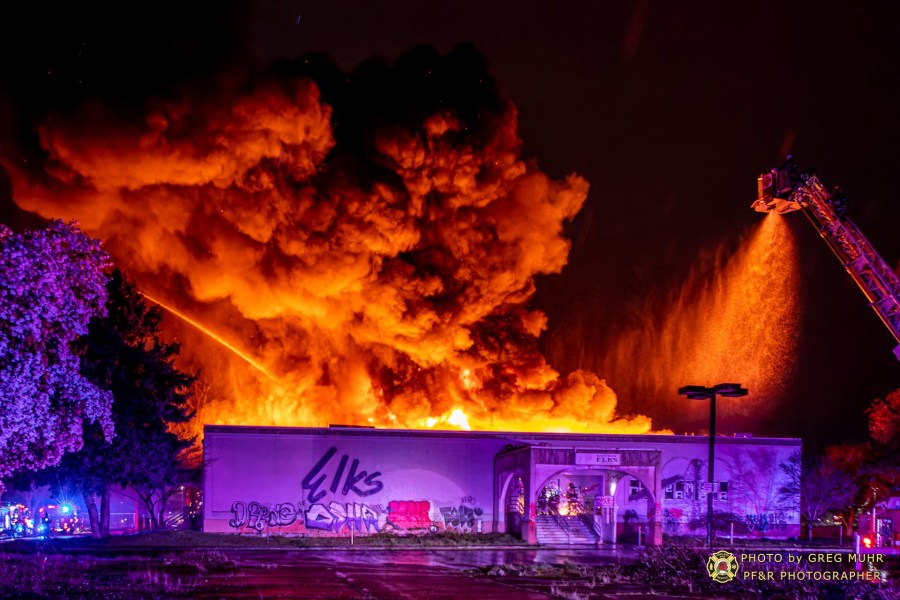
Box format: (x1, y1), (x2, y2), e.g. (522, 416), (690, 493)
(3, 53), (656, 438)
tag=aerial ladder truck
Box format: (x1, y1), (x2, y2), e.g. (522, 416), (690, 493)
(753, 159), (900, 361)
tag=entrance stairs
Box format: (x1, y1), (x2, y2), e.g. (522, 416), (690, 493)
(535, 515), (599, 545)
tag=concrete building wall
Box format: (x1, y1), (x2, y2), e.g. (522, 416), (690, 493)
(655, 441), (800, 538)
(205, 426), (506, 535)
(203, 425), (801, 540)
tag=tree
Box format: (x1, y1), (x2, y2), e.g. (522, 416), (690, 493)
(811, 391), (900, 542)
(780, 450), (855, 540)
(824, 444), (876, 537)
(860, 389), (900, 538)
(866, 388), (900, 488)
(867, 388), (900, 446)
(52, 270), (194, 537)
(0, 221), (112, 493)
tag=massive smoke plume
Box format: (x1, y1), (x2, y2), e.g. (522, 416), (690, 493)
(3, 45), (655, 435)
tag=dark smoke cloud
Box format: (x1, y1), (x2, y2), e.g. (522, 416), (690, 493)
(0, 1), (253, 229)
(3, 35), (655, 434)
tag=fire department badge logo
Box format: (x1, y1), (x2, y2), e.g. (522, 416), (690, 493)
(706, 550), (739, 583)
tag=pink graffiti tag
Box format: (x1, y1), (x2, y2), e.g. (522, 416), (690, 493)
(387, 500), (431, 529)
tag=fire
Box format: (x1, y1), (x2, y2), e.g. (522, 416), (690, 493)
(447, 408), (471, 430)
(419, 407), (472, 431)
(3, 49), (658, 438)
(459, 368), (480, 391)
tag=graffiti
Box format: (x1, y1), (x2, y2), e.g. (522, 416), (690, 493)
(663, 507), (685, 520)
(662, 507), (687, 531)
(302, 446), (384, 503)
(306, 501), (381, 533)
(460, 495), (477, 505)
(769, 510), (789, 529)
(387, 500), (431, 529)
(745, 513), (769, 532)
(229, 501), (251, 529)
(227, 496), (490, 536)
(440, 504), (484, 531)
(745, 511), (788, 533)
(228, 499), (383, 534)
(229, 501), (299, 532)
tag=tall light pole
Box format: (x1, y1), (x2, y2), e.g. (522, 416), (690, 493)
(678, 383), (748, 550)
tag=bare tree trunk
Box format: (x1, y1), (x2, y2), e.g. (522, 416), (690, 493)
(100, 486), (110, 538)
(845, 518), (855, 540)
(83, 492), (103, 539)
(136, 489), (159, 529)
(158, 488), (177, 530)
(152, 490), (164, 529)
(158, 489), (172, 529)
(837, 509), (857, 539)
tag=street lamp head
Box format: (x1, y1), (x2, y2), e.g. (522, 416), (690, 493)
(713, 383), (749, 398)
(678, 385), (714, 400)
(678, 383), (749, 399)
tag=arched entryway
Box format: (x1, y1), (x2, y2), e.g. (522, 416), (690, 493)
(535, 467), (657, 544)
(494, 445), (662, 545)
(500, 474), (527, 537)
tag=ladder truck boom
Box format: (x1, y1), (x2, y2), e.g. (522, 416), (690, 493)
(753, 160), (900, 361)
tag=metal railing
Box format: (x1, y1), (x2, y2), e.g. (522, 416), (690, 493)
(550, 511), (571, 543)
(582, 515), (603, 540)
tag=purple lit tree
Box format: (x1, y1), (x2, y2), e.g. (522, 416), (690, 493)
(53, 270), (194, 537)
(0, 221), (113, 493)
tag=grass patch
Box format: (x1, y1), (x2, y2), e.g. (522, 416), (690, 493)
(2, 529), (527, 553)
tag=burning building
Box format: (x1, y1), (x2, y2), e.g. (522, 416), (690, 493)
(204, 425), (801, 545)
(3, 44), (805, 545)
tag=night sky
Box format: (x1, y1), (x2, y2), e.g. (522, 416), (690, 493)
(2, 1), (899, 448)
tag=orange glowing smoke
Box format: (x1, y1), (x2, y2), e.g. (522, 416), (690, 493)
(4, 57), (655, 437)
(603, 214), (800, 427)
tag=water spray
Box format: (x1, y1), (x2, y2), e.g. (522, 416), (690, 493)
(140, 292), (277, 381)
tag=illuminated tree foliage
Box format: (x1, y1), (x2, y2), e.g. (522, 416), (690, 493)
(56, 270), (194, 537)
(824, 443), (885, 537)
(798, 391), (900, 539)
(865, 388), (900, 503)
(0, 221), (112, 491)
(867, 388), (900, 446)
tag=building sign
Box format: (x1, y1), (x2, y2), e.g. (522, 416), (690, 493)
(599, 496), (615, 508)
(575, 452), (621, 466)
(700, 482), (719, 493)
